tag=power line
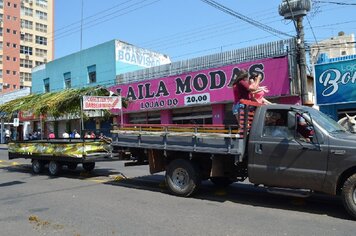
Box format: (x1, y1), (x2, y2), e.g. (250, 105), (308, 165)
(200, 0), (294, 38)
(313, 0), (356, 5)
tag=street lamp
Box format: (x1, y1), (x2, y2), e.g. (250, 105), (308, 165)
(279, 0), (311, 105)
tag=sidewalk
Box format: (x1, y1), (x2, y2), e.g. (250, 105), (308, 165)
(0, 144), (8, 150)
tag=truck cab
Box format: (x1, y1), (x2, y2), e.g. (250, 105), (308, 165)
(247, 104), (356, 218)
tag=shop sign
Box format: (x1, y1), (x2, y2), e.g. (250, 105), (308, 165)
(116, 41), (171, 68)
(110, 56), (290, 112)
(83, 96), (122, 110)
(315, 59), (356, 105)
(19, 110), (37, 121)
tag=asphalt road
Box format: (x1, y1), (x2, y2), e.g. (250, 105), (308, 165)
(0, 149), (355, 236)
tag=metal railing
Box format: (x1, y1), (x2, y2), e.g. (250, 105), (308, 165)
(116, 38), (297, 84)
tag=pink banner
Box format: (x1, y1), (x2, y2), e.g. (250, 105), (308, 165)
(110, 56), (290, 112)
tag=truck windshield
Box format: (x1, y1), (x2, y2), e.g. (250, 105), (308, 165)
(305, 108), (346, 133)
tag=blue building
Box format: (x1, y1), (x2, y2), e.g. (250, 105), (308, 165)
(314, 54), (356, 120)
(32, 39), (171, 93)
(30, 39), (171, 137)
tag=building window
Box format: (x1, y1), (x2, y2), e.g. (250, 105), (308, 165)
(35, 36), (47, 45)
(6, 28), (10, 33)
(6, 15), (11, 20)
(0, 42), (2, 50)
(13, 71), (16, 75)
(6, 56), (10, 60)
(0, 69), (2, 77)
(13, 30), (17, 34)
(0, 55), (2, 63)
(20, 46), (33, 55)
(20, 72), (32, 82)
(35, 10), (47, 21)
(88, 65), (96, 83)
(64, 72), (71, 89)
(7, 2), (10, 7)
(0, 28), (2, 37)
(0, 0), (3, 8)
(21, 33), (33, 42)
(35, 22), (47, 33)
(21, 6), (33, 17)
(36, 0), (48, 8)
(35, 48), (47, 57)
(21, 19), (33, 30)
(35, 61), (44, 66)
(342, 51), (346, 55)
(44, 78), (50, 92)
(13, 57), (16, 62)
(13, 43), (17, 48)
(20, 59), (33, 68)
(6, 42), (10, 47)
(14, 3), (17, 8)
(6, 70), (10, 75)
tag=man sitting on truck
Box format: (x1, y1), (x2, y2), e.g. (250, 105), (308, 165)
(296, 116), (314, 142)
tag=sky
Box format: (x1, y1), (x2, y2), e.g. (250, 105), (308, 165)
(54, 0), (356, 62)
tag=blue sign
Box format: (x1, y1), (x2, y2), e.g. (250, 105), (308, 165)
(315, 59), (356, 105)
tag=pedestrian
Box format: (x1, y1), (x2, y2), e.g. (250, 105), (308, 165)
(48, 131), (55, 139)
(74, 130), (81, 138)
(62, 131), (69, 138)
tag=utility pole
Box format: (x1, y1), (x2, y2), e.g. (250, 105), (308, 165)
(296, 17), (309, 104)
(279, 0), (311, 105)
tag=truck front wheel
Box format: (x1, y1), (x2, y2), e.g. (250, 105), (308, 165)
(165, 159), (201, 197)
(341, 173), (356, 219)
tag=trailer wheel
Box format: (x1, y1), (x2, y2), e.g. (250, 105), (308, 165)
(82, 162), (95, 172)
(165, 159), (201, 197)
(210, 177), (234, 187)
(67, 163), (78, 170)
(341, 173), (356, 219)
(48, 161), (62, 176)
(32, 160), (44, 174)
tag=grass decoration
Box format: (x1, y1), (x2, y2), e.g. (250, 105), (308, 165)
(0, 86), (128, 120)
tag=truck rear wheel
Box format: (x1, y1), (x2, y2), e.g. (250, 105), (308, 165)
(32, 160), (44, 174)
(48, 161), (62, 176)
(165, 159), (201, 197)
(82, 162), (95, 172)
(341, 173), (356, 219)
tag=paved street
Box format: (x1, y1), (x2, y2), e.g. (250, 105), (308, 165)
(0, 148), (355, 236)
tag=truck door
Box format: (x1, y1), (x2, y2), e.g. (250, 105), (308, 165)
(248, 109), (328, 190)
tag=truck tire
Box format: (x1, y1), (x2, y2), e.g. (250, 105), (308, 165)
(67, 163), (78, 170)
(48, 161), (62, 176)
(32, 160), (44, 174)
(210, 177), (234, 187)
(165, 159), (201, 197)
(341, 173), (356, 219)
(82, 162), (95, 172)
